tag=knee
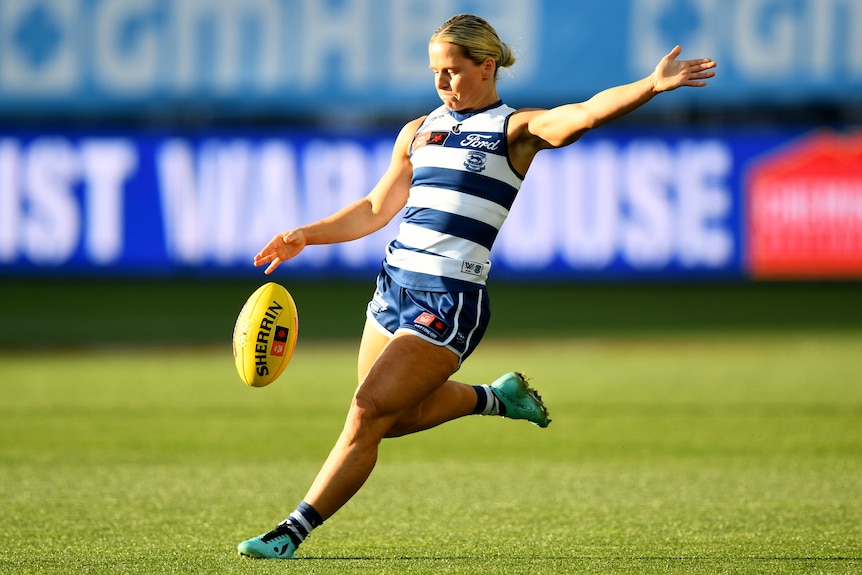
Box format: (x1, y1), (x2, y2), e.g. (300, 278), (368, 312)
(348, 392), (419, 440)
(345, 392), (396, 441)
(384, 406), (422, 438)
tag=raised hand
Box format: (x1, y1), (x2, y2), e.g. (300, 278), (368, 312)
(652, 45), (716, 92)
(253, 229), (308, 275)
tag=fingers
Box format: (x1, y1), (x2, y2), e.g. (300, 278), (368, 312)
(690, 58), (717, 71)
(253, 241), (278, 265)
(254, 230), (302, 274)
(689, 65), (716, 77)
(688, 63), (716, 83)
(253, 252), (274, 267)
(253, 249), (281, 273)
(264, 259), (280, 275)
(680, 56), (716, 87)
(667, 45), (716, 74)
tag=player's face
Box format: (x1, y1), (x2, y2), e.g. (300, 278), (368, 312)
(428, 41), (496, 112)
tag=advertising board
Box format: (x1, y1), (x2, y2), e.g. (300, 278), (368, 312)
(5, 126), (857, 280)
(746, 132), (862, 278)
(1, 0), (860, 115)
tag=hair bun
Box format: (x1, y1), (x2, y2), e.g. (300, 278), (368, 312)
(499, 43), (516, 68)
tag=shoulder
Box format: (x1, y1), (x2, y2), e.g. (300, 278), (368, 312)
(403, 116), (427, 135)
(506, 108), (547, 139)
(392, 116), (428, 156)
(505, 108), (551, 175)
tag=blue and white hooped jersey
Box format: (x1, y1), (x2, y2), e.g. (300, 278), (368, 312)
(383, 100), (524, 292)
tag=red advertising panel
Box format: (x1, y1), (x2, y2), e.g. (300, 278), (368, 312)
(746, 131), (862, 278)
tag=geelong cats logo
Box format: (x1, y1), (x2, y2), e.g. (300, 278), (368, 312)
(464, 150), (487, 173)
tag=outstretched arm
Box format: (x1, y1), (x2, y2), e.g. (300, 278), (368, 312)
(512, 45), (716, 155)
(253, 117), (422, 275)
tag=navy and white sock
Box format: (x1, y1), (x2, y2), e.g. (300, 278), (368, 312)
(472, 385), (506, 416)
(279, 501), (324, 545)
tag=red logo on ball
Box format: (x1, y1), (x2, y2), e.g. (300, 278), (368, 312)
(270, 325), (289, 357)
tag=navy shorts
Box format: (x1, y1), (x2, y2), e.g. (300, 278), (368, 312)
(366, 270), (490, 363)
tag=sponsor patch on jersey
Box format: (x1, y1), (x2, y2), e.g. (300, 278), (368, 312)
(461, 261), (484, 276)
(458, 132), (502, 151)
(413, 131), (450, 152)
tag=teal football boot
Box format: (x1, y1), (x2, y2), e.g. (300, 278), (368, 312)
(489, 371), (551, 428)
(237, 521), (299, 559)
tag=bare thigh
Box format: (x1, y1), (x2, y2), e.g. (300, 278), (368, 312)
(353, 319), (460, 432)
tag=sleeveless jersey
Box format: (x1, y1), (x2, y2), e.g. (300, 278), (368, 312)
(383, 100), (524, 292)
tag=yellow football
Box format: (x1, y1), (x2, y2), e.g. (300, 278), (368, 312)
(232, 282), (299, 387)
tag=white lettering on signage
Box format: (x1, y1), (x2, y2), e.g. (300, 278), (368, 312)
(0, 0), (78, 92)
(558, 142), (619, 268)
(79, 141), (137, 264)
(0, 135), (733, 274)
(23, 140), (80, 265)
(299, 0), (369, 89)
(498, 152), (557, 270)
(0, 138), (135, 265)
(622, 141), (674, 268)
(811, 0), (862, 77)
(175, 0), (282, 93)
(390, 1), (535, 86)
(155, 138), (396, 266)
(0, 0), (534, 96)
(676, 140), (733, 267)
(631, 0), (862, 80)
(93, 0), (159, 92)
(498, 140), (734, 271)
(157, 139), (271, 264)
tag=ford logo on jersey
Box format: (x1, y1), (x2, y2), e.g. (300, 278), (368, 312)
(460, 133), (501, 150)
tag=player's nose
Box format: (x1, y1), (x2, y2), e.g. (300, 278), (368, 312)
(435, 72), (450, 91)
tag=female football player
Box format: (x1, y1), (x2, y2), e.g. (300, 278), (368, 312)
(239, 13), (715, 558)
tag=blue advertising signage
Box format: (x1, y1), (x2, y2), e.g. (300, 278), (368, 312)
(6, 125), (846, 281)
(1, 0), (860, 116)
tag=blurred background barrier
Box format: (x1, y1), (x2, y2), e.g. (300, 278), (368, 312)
(0, 0), (860, 346)
(1, 127), (860, 280)
(1, 0), (860, 282)
(2, 278), (861, 347)
(1, 0), (860, 116)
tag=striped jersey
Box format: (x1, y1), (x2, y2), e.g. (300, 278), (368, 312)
(383, 100), (524, 292)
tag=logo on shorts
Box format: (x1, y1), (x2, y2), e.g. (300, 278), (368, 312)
(369, 289), (388, 314)
(413, 311), (448, 338)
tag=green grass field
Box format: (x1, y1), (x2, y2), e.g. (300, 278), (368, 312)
(1, 280), (861, 573)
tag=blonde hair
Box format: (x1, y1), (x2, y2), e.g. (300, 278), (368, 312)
(430, 14), (515, 78)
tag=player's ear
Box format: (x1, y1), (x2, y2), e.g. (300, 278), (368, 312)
(482, 57), (496, 79)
